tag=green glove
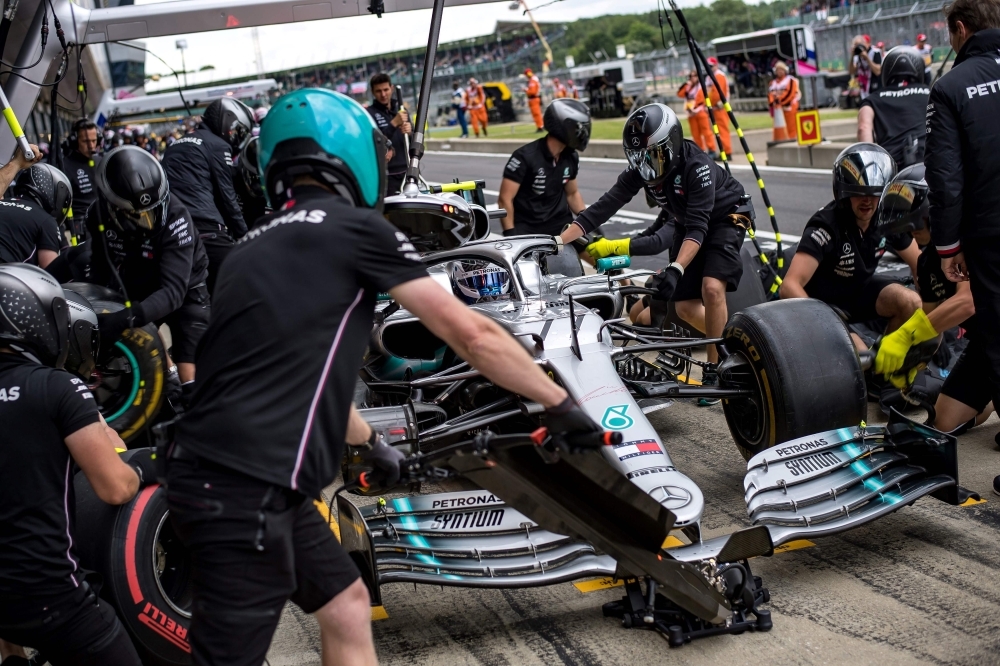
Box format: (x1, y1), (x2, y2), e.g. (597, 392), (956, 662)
(875, 309), (937, 377)
(586, 237), (630, 262)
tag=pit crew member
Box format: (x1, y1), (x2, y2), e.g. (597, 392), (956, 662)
(61, 118), (101, 240)
(161, 98), (252, 294)
(923, 0), (1000, 485)
(233, 136), (270, 229)
(0, 143), (42, 197)
(166, 88), (597, 666)
(873, 165), (994, 430)
(2, 163), (70, 267)
(367, 72), (412, 196)
(780, 143), (921, 351)
(0, 263), (156, 666)
(560, 103), (749, 394)
(497, 98), (590, 237)
(857, 46), (931, 167)
(87, 146), (210, 396)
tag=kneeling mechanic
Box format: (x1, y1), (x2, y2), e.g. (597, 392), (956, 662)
(166, 88), (599, 666)
(0, 264), (156, 666)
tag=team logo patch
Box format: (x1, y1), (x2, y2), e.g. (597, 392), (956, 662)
(601, 405), (634, 430)
(139, 193), (151, 206)
(613, 438), (661, 460)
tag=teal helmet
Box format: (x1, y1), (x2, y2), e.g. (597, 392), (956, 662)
(258, 88), (387, 209)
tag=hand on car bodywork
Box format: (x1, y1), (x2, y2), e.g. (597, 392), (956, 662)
(362, 430), (406, 487)
(651, 264), (683, 302)
(586, 237), (630, 262)
(544, 397), (600, 451)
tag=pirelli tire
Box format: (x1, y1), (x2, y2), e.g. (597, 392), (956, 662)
(96, 318), (167, 445)
(75, 450), (193, 666)
(720, 298), (867, 461)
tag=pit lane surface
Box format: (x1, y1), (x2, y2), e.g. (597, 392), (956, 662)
(418, 150), (832, 271)
(268, 403), (1000, 666)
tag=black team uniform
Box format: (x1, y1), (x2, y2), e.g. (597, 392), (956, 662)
(367, 101), (408, 196)
(166, 186), (427, 664)
(860, 83), (931, 167)
(575, 140), (746, 300)
(61, 149), (98, 242)
(161, 127), (247, 293)
(925, 28), (1000, 438)
(502, 137), (580, 236)
(0, 355), (141, 665)
(0, 198), (62, 263)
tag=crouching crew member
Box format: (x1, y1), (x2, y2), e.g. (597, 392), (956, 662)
(497, 98), (590, 237)
(161, 98), (252, 294)
(0, 263), (156, 666)
(858, 46), (931, 167)
(88, 146), (210, 398)
(781, 143), (920, 352)
(2, 163), (71, 267)
(873, 165), (994, 430)
(367, 72), (412, 196)
(166, 88), (598, 666)
(561, 103), (749, 399)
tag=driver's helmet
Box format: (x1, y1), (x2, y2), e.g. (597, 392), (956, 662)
(874, 163), (928, 238)
(451, 260), (511, 304)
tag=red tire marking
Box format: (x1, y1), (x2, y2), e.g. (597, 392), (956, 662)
(138, 613), (191, 653)
(125, 484), (160, 604)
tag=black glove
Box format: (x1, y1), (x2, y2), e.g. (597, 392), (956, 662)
(362, 431), (406, 488)
(127, 448), (159, 488)
(544, 396), (600, 451)
(502, 227), (517, 237)
(651, 265), (683, 302)
(98, 306), (139, 341)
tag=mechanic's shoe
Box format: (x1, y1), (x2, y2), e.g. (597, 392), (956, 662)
(993, 475), (1000, 497)
(698, 370), (721, 407)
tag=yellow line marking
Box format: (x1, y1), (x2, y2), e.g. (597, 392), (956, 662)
(662, 535), (686, 549)
(675, 374), (703, 385)
(773, 539), (815, 554)
(314, 499), (341, 542)
(574, 577), (625, 593)
(960, 497), (987, 507)
(371, 605), (389, 621)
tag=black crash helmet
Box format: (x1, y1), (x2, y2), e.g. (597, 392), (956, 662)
(239, 135), (265, 197)
(543, 98), (592, 152)
(874, 163), (928, 238)
(832, 142), (896, 202)
(203, 97), (255, 150)
(0, 263), (69, 368)
(63, 289), (100, 381)
(95, 145), (170, 235)
(622, 103), (683, 184)
(881, 46), (926, 86)
(11, 163), (73, 224)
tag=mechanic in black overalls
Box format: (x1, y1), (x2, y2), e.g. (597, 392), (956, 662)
(366, 72), (411, 196)
(165, 87), (596, 666)
(923, 2), (1000, 489)
(0, 263), (156, 666)
(857, 46), (931, 167)
(61, 118), (101, 242)
(161, 98), (252, 294)
(232, 136), (270, 229)
(497, 98), (590, 237)
(2, 164), (70, 267)
(873, 165), (994, 431)
(87, 146), (210, 404)
(781, 142), (921, 353)
(561, 102), (749, 398)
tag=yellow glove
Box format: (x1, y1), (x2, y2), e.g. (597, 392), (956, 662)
(874, 309), (937, 377)
(586, 237), (631, 262)
(887, 366), (921, 390)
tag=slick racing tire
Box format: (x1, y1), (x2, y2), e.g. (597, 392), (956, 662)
(720, 298), (867, 461)
(95, 322), (167, 445)
(75, 450), (193, 666)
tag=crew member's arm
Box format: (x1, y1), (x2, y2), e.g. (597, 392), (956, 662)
(893, 236), (921, 277)
(925, 281), (975, 331)
(670, 156), (716, 271)
(560, 167), (644, 244)
(35, 210), (63, 269)
(208, 142), (248, 239)
(0, 144), (41, 197)
(779, 253), (820, 299)
(497, 178), (520, 232)
(564, 153), (584, 215)
(925, 85), (967, 280)
(857, 104), (875, 142)
(392, 278), (567, 408)
(630, 214), (674, 256)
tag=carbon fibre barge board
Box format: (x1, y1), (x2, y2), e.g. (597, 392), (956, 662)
(445, 444), (734, 623)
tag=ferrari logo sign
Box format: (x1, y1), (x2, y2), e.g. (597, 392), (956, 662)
(601, 405), (634, 430)
(796, 110), (822, 146)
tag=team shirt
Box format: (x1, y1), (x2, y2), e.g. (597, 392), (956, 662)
(504, 138), (580, 236)
(367, 100), (407, 176)
(177, 186), (428, 497)
(860, 84), (931, 166)
(796, 201), (912, 302)
(0, 354), (100, 597)
(0, 198), (62, 264)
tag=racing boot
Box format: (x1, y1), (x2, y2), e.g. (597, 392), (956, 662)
(698, 368), (721, 407)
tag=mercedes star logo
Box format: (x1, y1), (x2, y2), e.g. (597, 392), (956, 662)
(139, 193), (152, 206)
(632, 137), (640, 147)
(494, 241), (512, 250)
(652, 485), (692, 510)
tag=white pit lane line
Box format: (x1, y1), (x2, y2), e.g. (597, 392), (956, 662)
(424, 150), (831, 176)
